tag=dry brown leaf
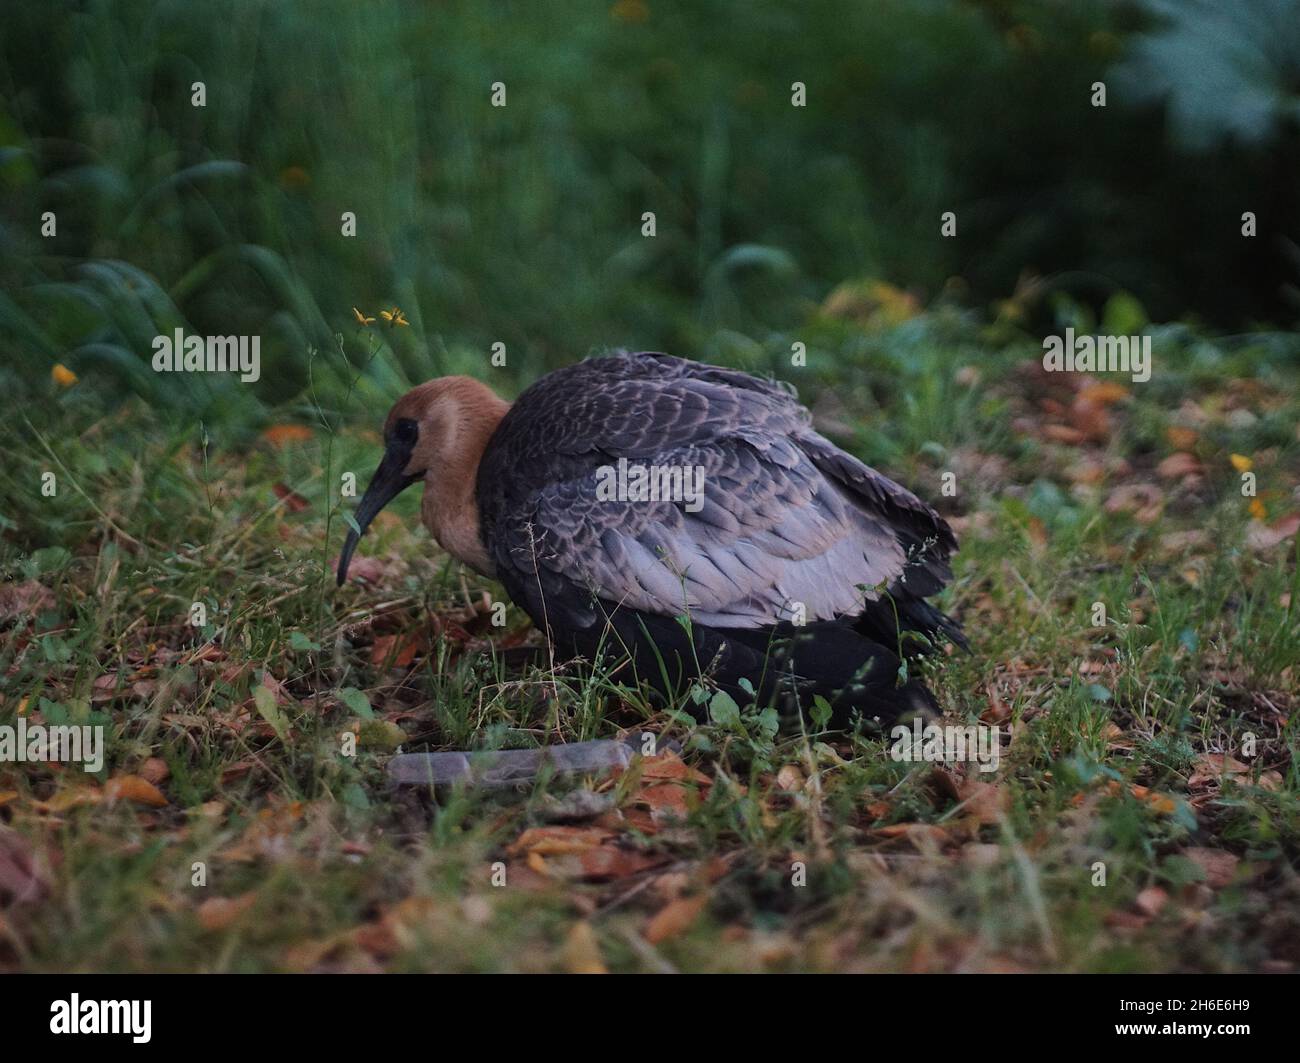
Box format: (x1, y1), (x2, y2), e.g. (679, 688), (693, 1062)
(271, 482), (310, 513)
(636, 782), (693, 818)
(507, 826), (614, 857)
(575, 846), (666, 881)
(1157, 452), (1201, 479)
(1188, 753), (1248, 789)
(563, 921), (608, 974)
(334, 554), (387, 584)
(1246, 512), (1300, 552)
(197, 892), (257, 931)
(32, 787), (102, 813)
(0, 825), (49, 906)
(105, 774), (168, 807)
(0, 580), (55, 622)
(370, 632), (424, 668)
(1042, 424), (1085, 445)
(1079, 381), (1130, 406)
(1104, 482), (1164, 524)
(1184, 847), (1240, 889)
(1135, 886), (1169, 917)
(957, 779), (1008, 827)
(139, 758), (170, 785)
(638, 751), (711, 786)
(1105, 908), (1151, 930)
(644, 894), (708, 945)
(261, 424), (314, 447)
(775, 764), (805, 792)
(1067, 397), (1111, 442)
(627, 750), (711, 822)
(980, 686), (1011, 723)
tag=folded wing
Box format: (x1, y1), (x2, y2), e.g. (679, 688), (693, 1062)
(480, 353), (958, 636)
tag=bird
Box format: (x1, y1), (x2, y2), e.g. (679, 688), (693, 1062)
(337, 351), (964, 728)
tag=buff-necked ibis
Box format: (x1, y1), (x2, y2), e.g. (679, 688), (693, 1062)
(337, 352), (964, 726)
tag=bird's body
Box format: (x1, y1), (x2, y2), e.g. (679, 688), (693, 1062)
(339, 352), (963, 727)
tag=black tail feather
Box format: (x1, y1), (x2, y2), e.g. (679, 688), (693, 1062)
(556, 603), (947, 728)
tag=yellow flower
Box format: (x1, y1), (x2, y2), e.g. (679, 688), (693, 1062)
(1249, 498), (1266, 520)
(379, 307), (409, 327)
(1229, 453), (1252, 473)
(52, 363), (77, 387)
(352, 307), (375, 326)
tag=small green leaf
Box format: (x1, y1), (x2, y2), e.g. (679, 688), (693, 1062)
(289, 631), (320, 652)
(708, 690), (742, 729)
(253, 685), (290, 742)
(338, 686), (374, 719)
(39, 697), (69, 726)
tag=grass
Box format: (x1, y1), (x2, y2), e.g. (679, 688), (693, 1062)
(2, 313), (1297, 973)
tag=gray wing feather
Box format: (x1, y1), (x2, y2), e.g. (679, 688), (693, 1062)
(487, 353), (956, 630)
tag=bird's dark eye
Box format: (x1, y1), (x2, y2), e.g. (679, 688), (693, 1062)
(393, 418), (418, 446)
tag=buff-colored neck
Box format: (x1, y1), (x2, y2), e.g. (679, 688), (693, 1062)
(413, 379), (510, 576)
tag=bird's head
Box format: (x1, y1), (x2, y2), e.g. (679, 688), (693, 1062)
(336, 376), (509, 584)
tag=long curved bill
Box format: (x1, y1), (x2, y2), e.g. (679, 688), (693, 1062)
(337, 442), (421, 585)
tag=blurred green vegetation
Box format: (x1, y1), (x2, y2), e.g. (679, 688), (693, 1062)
(1, 0), (1298, 430)
(2, 1), (1299, 973)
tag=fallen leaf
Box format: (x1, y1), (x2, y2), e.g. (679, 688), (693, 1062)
(1135, 886), (1168, 917)
(638, 751), (711, 785)
(1157, 452), (1201, 479)
(0, 580), (55, 622)
(644, 894), (708, 945)
(1184, 847), (1239, 889)
(370, 632), (424, 668)
(0, 826), (48, 906)
(507, 826), (614, 857)
(1078, 381), (1129, 406)
(105, 775), (169, 807)
(251, 685), (290, 743)
(563, 921), (608, 974)
(271, 483), (310, 513)
(334, 554), (387, 583)
(1042, 424), (1085, 445)
(1187, 753), (1249, 789)
(956, 778), (1007, 827)
(1246, 512), (1300, 551)
(197, 892), (257, 931)
(575, 846), (666, 881)
(1104, 482), (1164, 524)
(775, 764), (804, 792)
(1067, 397), (1111, 442)
(139, 758), (170, 785)
(261, 424), (314, 447)
(33, 786), (102, 813)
